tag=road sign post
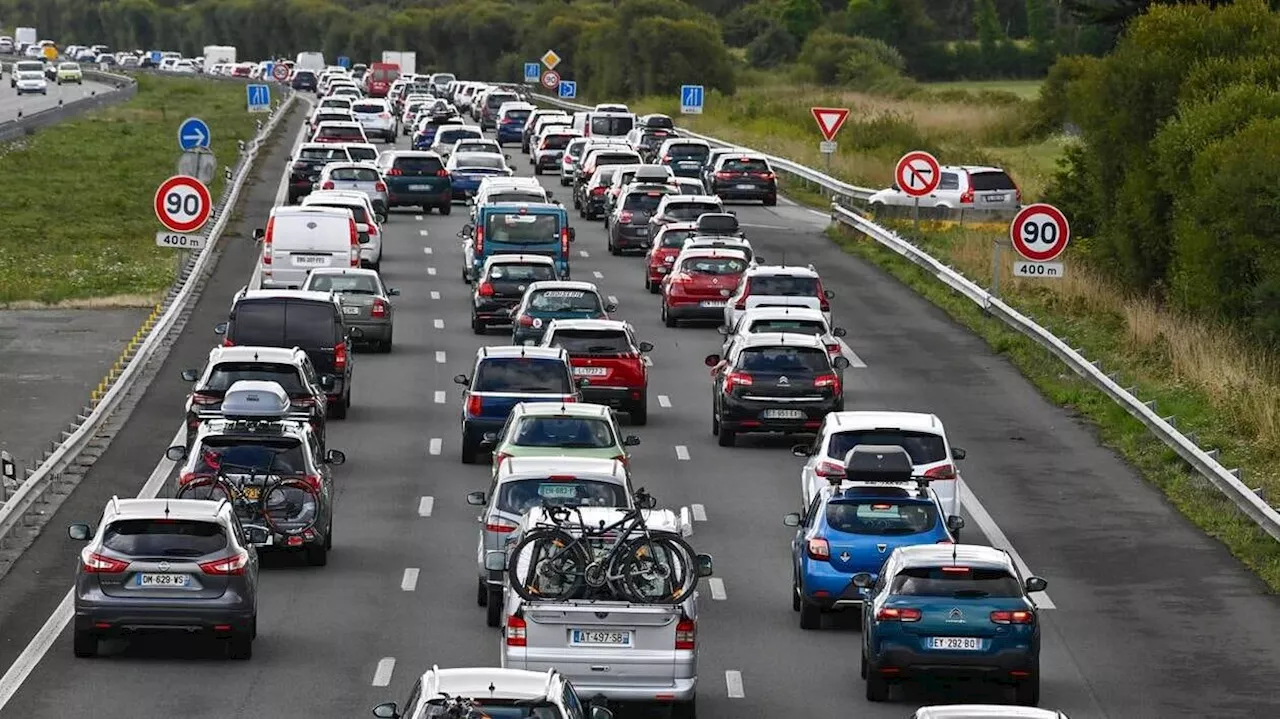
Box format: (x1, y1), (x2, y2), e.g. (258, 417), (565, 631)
(541, 70), (561, 91)
(811, 107), (849, 174)
(176, 149), (216, 185)
(558, 81), (577, 100)
(894, 150), (941, 231)
(524, 62), (541, 84)
(154, 175), (213, 235)
(680, 85), (704, 115)
(541, 50), (561, 71)
(246, 84), (271, 113)
(177, 117), (211, 151)
(1001, 203), (1071, 295)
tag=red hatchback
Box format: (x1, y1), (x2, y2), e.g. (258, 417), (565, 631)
(661, 249), (750, 327)
(644, 221), (699, 293)
(540, 319), (654, 425)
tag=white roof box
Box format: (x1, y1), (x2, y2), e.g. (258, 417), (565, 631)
(220, 380), (291, 419)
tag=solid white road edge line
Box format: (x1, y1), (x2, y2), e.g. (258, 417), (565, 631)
(428, 438), (443, 456)
(657, 395), (672, 408)
(958, 477), (1056, 609)
(372, 657), (396, 686)
(674, 445), (690, 461)
(708, 578), (726, 601)
(418, 496), (434, 517)
(725, 670), (745, 698)
(690, 504), (707, 522)
(433, 390), (446, 404)
(837, 339), (867, 368)
(400, 568), (420, 591)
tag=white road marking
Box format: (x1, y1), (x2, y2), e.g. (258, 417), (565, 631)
(430, 291), (441, 300)
(838, 339), (867, 368)
(433, 319), (444, 329)
(579, 250), (590, 258)
(415, 214), (424, 221)
(427, 267), (437, 276)
(607, 295), (618, 305)
(658, 395), (672, 408)
(401, 568), (420, 591)
(372, 657), (396, 686)
(592, 270), (603, 279)
(423, 246), (433, 254)
(958, 477), (1056, 609)
(429, 438), (443, 456)
(420, 229), (429, 237)
(708, 578), (727, 600)
(435, 351), (447, 363)
(691, 503), (707, 522)
(725, 670), (745, 698)
(675, 445), (690, 461)
(807, 208), (828, 219)
(418, 496), (435, 517)
(739, 223), (789, 230)
(433, 390), (446, 404)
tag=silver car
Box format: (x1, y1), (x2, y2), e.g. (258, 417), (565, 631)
(349, 98), (397, 143)
(301, 268), (398, 352)
(314, 162), (388, 216)
(67, 498), (265, 659)
(867, 164), (1022, 212)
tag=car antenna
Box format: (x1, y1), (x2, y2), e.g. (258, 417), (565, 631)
(952, 539), (958, 565)
(164, 498), (171, 518)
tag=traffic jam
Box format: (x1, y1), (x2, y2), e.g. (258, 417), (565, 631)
(63, 55), (1069, 719)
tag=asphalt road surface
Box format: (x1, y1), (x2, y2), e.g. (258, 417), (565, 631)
(0, 102), (1278, 718)
(0, 77), (115, 123)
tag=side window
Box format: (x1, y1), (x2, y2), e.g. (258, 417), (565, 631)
(804, 495), (823, 527)
(939, 172), (960, 191)
(561, 682), (587, 719)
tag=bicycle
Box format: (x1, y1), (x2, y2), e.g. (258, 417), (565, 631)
(175, 457), (319, 537)
(505, 488), (699, 604)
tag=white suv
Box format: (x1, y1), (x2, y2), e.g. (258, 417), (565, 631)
(349, 98), (397, 143)
(723, 264), (834, 329)
(868, 164), (1022, 211)
(371, 666), (614, 719)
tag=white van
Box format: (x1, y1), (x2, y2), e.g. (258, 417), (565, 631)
(295, 51), (325, 73)
(255, 206), (359, 289)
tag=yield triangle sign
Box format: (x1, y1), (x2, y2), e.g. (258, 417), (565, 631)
(811, 107), (850, 142)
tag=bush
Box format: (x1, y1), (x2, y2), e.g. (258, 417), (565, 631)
(797, 29), (859, 84)
(746, 21), (798, 68)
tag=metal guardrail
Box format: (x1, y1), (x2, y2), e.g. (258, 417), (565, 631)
(0, 89), (298, 547)
(0, 67), (138, 144)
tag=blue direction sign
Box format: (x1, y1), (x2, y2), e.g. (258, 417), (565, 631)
(246, 84), (271, 113)
(337, 56), (351, 69)
(149, 51), (163, 66)
(524, 62), (540, 84)
(177, 117), (211, 151)
(558, 80), (577, 100)
(680, 85), (704, 115)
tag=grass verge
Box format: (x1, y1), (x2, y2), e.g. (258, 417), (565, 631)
(829, 221), (1280, 591)
(0, 74), (264, 306)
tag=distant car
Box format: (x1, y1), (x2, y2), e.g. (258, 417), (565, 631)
(643, 221), (699, 293)
(867, 165), (1022, 212)
(446, 151), (513, 201)
(706, 152), (777, 205)
(301, 268), (399, 352)
(371, 666), (615, 719)
(660, 248), (750, 327)
(56, 62), (82, 84)
(348, 98), (396, 143)
(13, 68), (46, 95)
(510, 281), (616, 346)
(470, 254), (560, 334)
(312, 162), (389, 217)
(375, 150), (452, 215)
(301, 190), (385, 270)
(479, 401), (639, 473)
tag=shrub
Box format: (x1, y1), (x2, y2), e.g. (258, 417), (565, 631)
(746, 21), (799, 68)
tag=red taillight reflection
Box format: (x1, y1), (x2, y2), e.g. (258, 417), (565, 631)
(466, 394), (483, 416)
(876, 607), (922, 622)
(82, 550), (128, 573)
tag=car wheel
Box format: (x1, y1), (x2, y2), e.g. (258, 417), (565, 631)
(472, 315), (485, 334)
(671, 699), (697, 719)
(477, 578), (488, 606)
(379, 337), (393, 354)
(662, 302), (676, 328)
(533, 166), (541, 175)
(439, 202), (451, 216)
(864, 667), (890, 702)
(799, 600), (820, 629)
(792, 575), (801, 612)
(72, 629), (97, 658)
(305, 544), (328, 567)
(460, 437), (479, 464)
(764, 194), (777, 207)
(324, 522), (333, 550)
(860, 650), (868, 679)
(485, 592), (502, 627)
(630, 394), (648, 426)
(226, 630), (253, 660)
(559, 177), (570, 187)
(1014, 665), (1040, 706)
(717, 425), (736, 447)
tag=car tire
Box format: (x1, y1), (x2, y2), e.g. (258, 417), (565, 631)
(305, 544), (328, 567)
(864, 668), (890, 702)
(671, 699), (696, 719)
(1014, 667), (1040, 706)
(764, 194), (777, 207)
(329, 397), (347, 420)
(630, 394), (648, 426)
(717, 425), (735, 447)
(378, 338), (392, 354)
(438, 203), (451, 216)
(472, 316), (485, 334)
(533, 166), (541, 175)
(860, 650), (868, 679)
(477, 578), (488, 606)
(792, 576), (801, 612)
(460, 438), (479, 464)
(662, 302), (676, 328)
(485, 593), (502, 627)
(799, 600), (821, 629)
(324, 522), (334, 550)
(227, 630), (253, 660)
(559, 177), (570, 187)
(72, 630), (97, 658)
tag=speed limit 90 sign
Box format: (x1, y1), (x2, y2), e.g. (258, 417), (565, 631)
(1009, 203), (1070, 262)
(154, 175), (213, 234)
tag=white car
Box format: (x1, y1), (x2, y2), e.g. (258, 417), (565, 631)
(793, 411), (966, 517)
(349, 98), (396, 143)
(723, 264), (833, 329)
(452, 138), (504, 158)
(13, 70), (47, 95)
(301, 190), (385, 271)
(429, 124), (483, 160)
(720, 306), (847, 360)
(867, 165), (1022, 212)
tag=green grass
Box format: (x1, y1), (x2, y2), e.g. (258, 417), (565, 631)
(0, 74), (265, 306)
(924, 79), (1045, 100)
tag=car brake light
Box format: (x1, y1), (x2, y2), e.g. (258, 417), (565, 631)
(960, 179), (974, 204)
(81, 550), (128, 574)
(334, 340), (347, 371)
(814, 460), (845, 478)
(924, 464), (956, 480)
(262, 216), (274, 265)
(876, 607), (922, 622)
(991, 610), (1035, 625)
(560, 227), (570, 256)
(475, 226), (485, 255)
(374, 181), (387, 192)
(814, 373), (839, 390)
(518, 314), (536, 327)
(501, 118), (513, 124)
(486, 516), (518, 533)
(723, 371), (752, 393)
(826, 343), (841, 355)
(437, 169), (450, 177)
(506, 614), (527, 646)
(806, 537), (829, 560)
(662, 155), (671, 162)
(478, 282), (495, 297)
(941, 566), (970, 573)
(199, 550), (250, 575)
(619, 211), (633, 223)
(591, 186), (605, 195)
(563, 155), (573, 164)
(371, 299), (388, 318)
(714, 171), (732, 180)
(190, 392), (220, 406)
(466, 394), (483, 416)
(387, 168), (403, 176)
(494, 451), (513, 466)
(757, 172), (776, 180)
(675, 617), (696, 650)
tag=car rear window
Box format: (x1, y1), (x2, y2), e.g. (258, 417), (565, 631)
(306, 273), (379, 294)
(473, 358), (571, 393)
(622, 192), (664, 211)
(529, 289), (603, 313)
(591, 116), (635, 136)
(659, 229), (695, 248)
(316, 113), (351, 124)
(683, 256), (747, 275)
(497, 479), (627, 515)
(513, 416), (616, 448)
(488, 263), (556, 282)
(540, 134), (573, 150)
(485, 213), (558, 243)
(969, 171), (1017, 191)
(487, 93), (518, 108)
(299, 147), (349, 162)
(308, 202), (369, 224)
(546, 329), (632, 355)
(722, 157), (770, 172)
(456, 154), (506, 170)
(749, 319), (825, 335)
(825, 499), (938, 535)
(370, 68), (399, 83)
(890, 567), (1023, 598)
(393, 156), (444, 174)
(666, 144), (710, 160)
(489, 191), (545, 205)
(103, 519), (227, 557)
(229, 301), (337, 348)
(196, 438), (308, 478)
(352, 103), (385, 114)
(593, 153), (639, 167)
(504, 109), (531, 122)
(747, 276), (820, 296)
(345, 146), (377, 162)
(664, 202), (722, 221)
(565, 139), (589, 158)
(330, 167), (379, 182)
(644, 116), (675, 129)
(206, 363), (305, 394)
(318, 126), (363, 140)
(439, 128), (482, 143)
(826, 430), (948, 464)
(738, 346), (830, 373)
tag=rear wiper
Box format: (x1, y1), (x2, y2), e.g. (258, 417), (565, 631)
(337, 289), (375, 294)
(160, 548), (205, 557)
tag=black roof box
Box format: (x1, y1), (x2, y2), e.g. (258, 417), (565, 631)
(695, 213), (740, 236)
(841, 444), (914, 483)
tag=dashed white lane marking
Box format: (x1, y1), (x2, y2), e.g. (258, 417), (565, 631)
(725, 670), (745, 698)
(372, 657), (396, 686)
(607, 295), (618, 305)
(433, 390), (446, 404)
(427, 267), (437, 276)
(691, 504), (707, 522)
(401, 568), (420, 591)
(420, 229), (429, 237)
(592, 270), (603, 279)
(708, 578), (726, 601)
(579, 250), (590, 258)
(433, 319), (444, 329)
(429, 438), (443, 456)
(418, 496), (435, 517)
(430, 291), (441, 300)
(415, 214), (424, 221)
(435, 351), (447, 363)
(658, 395), (672, 408)
(423, 246), (433, 254)
(838, 339), (867, 368)
(957, 477), (1056, 609)
(675, 445), (690, 461)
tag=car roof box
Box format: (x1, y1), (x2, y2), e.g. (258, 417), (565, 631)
(220, 380), (292, 419)
(842, 444), (913, 483)
(695, 213), (740, 236)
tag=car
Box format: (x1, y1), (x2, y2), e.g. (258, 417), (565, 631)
(12, 67), (46, 94)
(522, 109), (569, 152)
(541, 318), (653, 423)
(656, 138), (713, 178)
(704, 333), (850, 446)
(454, 345), (583, 464)
(399, 99), (430, 135)
(470, 254), (560, 334)
(430, 123), (484, 160)
(453, 138), (505, 158)
(348, 98), (396, 142)
(584, 109), (635, 139)
(327, 84), (362, 101)
(371, 666), (614, 719)
(785, 444), (964, 630)
(447, 151), (514, 201)
(463, 202), (575, 283)
(479, 89), (521, 130)
(660, 248), (750, 327)
(469, 177), (552, 222)
(67, 497), (265, 659)
(724, 263), (835, 329)
(643, 221), (699, 293)
(410, 112), (462, 150)
(300, 190), (386, 270)
(55, 61), (82, 84)
(720, 306), (847, 360)
(309, 109), (357, 133)
(706, 151), (778, 205)
(531, 129), (581, 175)
(606, 186), (672, 256)
(310, 96), (355, 120)
(793, 411), (966, 515)
(911, 707), (1071, 719)
(290, 69), (318, 91)
(626, 126), (680, 163)
(573, 147), (643, 205)
(646, 194), (726, 239)
(576, 165), (621, 221)
(376, 150), (452, 214)
(480, 402), (639, 472)
(700, 146), (753, 188)
(311, 162), (388, 217)
(495, 101), (536, 146)
(300, 268), (399, 352)
(671, 176), (706, 196)
(510, 281), (616, 346)
(311, 120), (368, 144)
(559, 137), (592, 187)
(867, 165), (1023, 212)
(336, 141), (379, 164)
(602, 165), (673, 218)
(857, 544), (1048, 705)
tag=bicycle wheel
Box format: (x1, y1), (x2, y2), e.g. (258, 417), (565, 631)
(505, 528), (590, 602)
(175, 477), (234, 502)
(611, 532), (700, 603)
(260, 478), (320, 536)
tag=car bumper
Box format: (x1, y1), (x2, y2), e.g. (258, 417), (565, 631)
(582, 197), (606, 215)
(346, 319), (392, 342)
(504, 649), (697, 703)
(462, 418), (505, 446)
(800, 565), (866, 609)
(720, 396), (835, 432)
(569, 678), (698, 703)
(511, 327), (549, 346)
(665, 299), (727, 321)
(387, 188), (451, 207)
(611, 226), (651, 251)
(870, 642), (1038, 681)
(711, 182), (776, 200)
(473, 298), (520, 323)
(582, 385), (644, 409)
(535, 153), (563, 168)
(496, 129), (524, 143)
(74, 599), (254, 635)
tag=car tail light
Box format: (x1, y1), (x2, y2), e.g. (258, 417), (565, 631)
(724, 371), (752, 392)
(619, 211), (633, 223)
(924, 464), (956, 480)
(494, 451), (513, 467)
(262, 216), (274, 265)
(826, 343), (841, 355)
(518, 314), (535, 327)
(486, 515), (518, 533)
(334, 340), (347, 371)
(475, 226), (485, 255)
(814, 373), (839, 390)
(437, 169), (450, 177)
(960, 183), (974, 204)
(814, 460), (845, 478)
(466, 394), (483, 416)
(714, 171), (732, 180)
(478, 282), (495, 297)
(591, 186), (605, 196)
(561, 394), (577, 403)
(379, 112), (391, 119)
(200, 550), (250, 576)
(806, 537), (829, 560)
(371, 299), (388, 318)
(662, 155), (671, 162)
(387, 168), (403, 176)
(292, 397), (316, 407)
(560, 227), (570, 256)
(348, 219), (360, 266)
(563, 155), (573, 164)
(81, 550), (129, 573)
(675, 617), (696, 650)
(501, 117), (513, 124)
(756, 171), (776, 180)
(374, 181), (387, 192)
(367, 223), (379, 237)
(506, 614), (527, 646)
(190, 392), (220, 406)
(876, 607), (922, 622)
(991, 610), (1035, 625)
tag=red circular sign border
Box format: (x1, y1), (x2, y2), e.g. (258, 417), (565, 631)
(272, 64), (290, 82)
(541, 71), (560, 90)
(1009, 203), (1071, 262)
(894, 151), (941, 198)
(154, 175), (213, 234)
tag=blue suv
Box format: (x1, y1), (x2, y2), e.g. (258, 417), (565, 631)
(785, 444), (962, 630)
(855, 543), (1048, 705)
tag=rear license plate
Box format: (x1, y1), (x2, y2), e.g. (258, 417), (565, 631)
(408, 184), (432, 191)
(983, 194), (1006, 203)
(242, 486), (261, 500)
(678, 161), (699, 167)
(929, 636), (982, 650)
(762, 409), (805, 420)
(736, 184), (755, 190)
(700, 300), (725, 307)
(570, 629), (633, 646)
(343, 306), (360, 315)
(573, 366), (608, 376)
(137, 573), (190, 587)
(292, 255), (330, 267)
(633, 228), (648, 236)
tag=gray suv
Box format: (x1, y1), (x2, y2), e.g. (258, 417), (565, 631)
(68, 497), (266, 659)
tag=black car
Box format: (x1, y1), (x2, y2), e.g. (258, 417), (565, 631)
(606, 188), (668, 255)
(214, 290), (361, 418)
(708, 153), (778, 206)
(633, 129), (678, 163)
(576, 166), (620, 221)
(286, 144), (351, 204)
(705, 333), (849, 447)
(291, 70), (317, 91)
(471, 256), (560, 334)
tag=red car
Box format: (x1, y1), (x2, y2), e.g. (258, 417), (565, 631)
(660, 248), (750, 327)
(643, 221), (698, 293)
(540, 319), (654, 425)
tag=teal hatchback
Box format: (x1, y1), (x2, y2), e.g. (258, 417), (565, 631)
(375, 150), (452, 214)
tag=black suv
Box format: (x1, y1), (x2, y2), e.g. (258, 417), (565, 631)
(704, 333), (849, 447)
(471, 255), (560, 334)
(214, 290), (360, 418)
(291, 70), (317, 91)
(286, 144), (351, 204)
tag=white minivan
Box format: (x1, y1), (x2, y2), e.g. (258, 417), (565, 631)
(255, 206), (359, 289)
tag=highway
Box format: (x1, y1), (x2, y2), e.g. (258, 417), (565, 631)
(0, 101), (1278, 718)
(0, 77), (115, 123)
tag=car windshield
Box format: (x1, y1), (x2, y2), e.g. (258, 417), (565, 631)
(230, 301), (335, 348)
(970, 171), (1017, 191)
(485, 214), (559, 244)
(748, 276), (820, 296)
(488, 263), (556, 282)
(306, 273), (380, 294)
(546, 329), (633, 355)
(667, 144), (710, 160)
(684, 256), (747, 275)
(749, 319), (824, 335)
(738, 347), (830, 373)
(826, 430), (948, 464)
(722, 157), (770, 172)
(664, 202), (721, 221)
(622, 193), (665, 211)
(529, 289), (602, 313)
(660, 229), (695, 248)
(825, 499), (938, 535)
(195, 438), (307, 476)
(103, 519), (227, 557)
(205, 363), (305, 394)
(473, 358), (571, 393)
(330, 167), (379, 182)
(513, 416), (616, 448)
(890, 567), (1024, 598)
(497, 478), (627, 514)
(300, 147), (349, 161)
(591, 115), (634, 135)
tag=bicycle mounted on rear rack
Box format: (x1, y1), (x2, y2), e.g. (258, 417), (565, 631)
(176, 455), (320, 543)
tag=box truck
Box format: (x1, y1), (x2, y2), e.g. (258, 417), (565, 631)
(380, 51), (416, 76)
(203, 45), (236, 74)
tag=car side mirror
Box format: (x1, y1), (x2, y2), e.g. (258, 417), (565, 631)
(791, 443), (811, 458)
(484, 550), (507, 572)
(252, 228), (265, 241)
(637, 341), (653, 353)
(244, 526), (270, 545)
(947, 515), (965, 533)
(576, 377), (591, 388)
(68, 523), (93, 541)
(715, 325), (729, 336)
(165, 445), (187, 462)
(851, 572), (874, 589)
(568, 228), (576, 243)
(454, 374), (469, 385)
(325, 449), (346, 465)
(754, 256), (766, 265)
(180, 369), (199, 382)
(1025, 576), (1048, 594)
(832, 327), (848, 338)
(832, 356), (851, 370)
(782, 512), (801, 527)
(388, 288), (400, 296)
(466, 491), (487, 506)
(823, 289), (835, 300)
(695, 553), (714, 578)
(589, 707), (614, 719)
(319, 375), (336, 390)
(348, 326), (365, 339)
(545, 191), (554, 199)
(623, 435), (641, 447)
(703, 354), (721, 367)
(637, 493), (658, 510)
(604, 302), (617, 313)
(213, 322), (228, 335)
(372, 703), (400, 719)
(952, 447), (966, 461)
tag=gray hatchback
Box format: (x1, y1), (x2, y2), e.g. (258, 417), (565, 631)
(68, 497), (264, 659)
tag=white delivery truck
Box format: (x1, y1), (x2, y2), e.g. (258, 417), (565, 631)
(14, 27), (36, 51)
(202, 45), (236, 74)
(380, 50), (416, 77)
(295, 51), (325, 72)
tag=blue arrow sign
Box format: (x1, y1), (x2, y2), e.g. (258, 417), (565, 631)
(524, 62), (540, 84)
(246, 84), (271, 113)
(558, 80), (577, 99)
(337, 56), (351, 69)
(680, 85), (704, 115)
(177, 117), (211, 151)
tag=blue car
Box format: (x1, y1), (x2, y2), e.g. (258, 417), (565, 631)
(509, 281), (616, 346)
(453, 346), (583, 464)
(786, 444), (963, 630)
(495, 104), (534, 146)
(855, 544), (1048, 706)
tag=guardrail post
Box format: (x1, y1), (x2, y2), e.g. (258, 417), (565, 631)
(989, 238), (1002, 299)
(0, 451), (16, 502)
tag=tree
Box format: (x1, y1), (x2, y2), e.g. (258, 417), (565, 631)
(1062, 0), (1242, 27)
(1026, 0), (1053, 47)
